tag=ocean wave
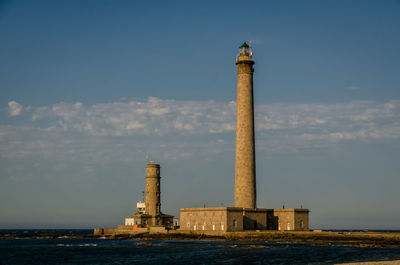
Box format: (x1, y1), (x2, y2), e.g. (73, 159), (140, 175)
(56, 243), (97, 247)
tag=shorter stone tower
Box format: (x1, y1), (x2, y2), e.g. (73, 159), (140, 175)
(128, 163), (173, 228)
(94, 162), (174, 235)
(145, 164), (161, 217)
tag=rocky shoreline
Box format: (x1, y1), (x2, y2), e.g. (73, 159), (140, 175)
(1, 231), (400, 248)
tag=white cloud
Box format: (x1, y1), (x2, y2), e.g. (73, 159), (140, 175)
(126, 121), (144, 130)
(347, 85), (359, 91)
(1, 98), (400, 182)
(4, 98), (400, 143)
(29, 98), (236, 136)
(8, 101), (23, 116)
(0, 124), (232, 163)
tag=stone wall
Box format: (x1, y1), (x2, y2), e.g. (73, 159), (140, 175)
(117, 225), (135, 232)
(226, 208), (243, 232)
(294, 210), (309, 231)
(149, 226), (168, 233)
(180, 207), (228, 232)
(242, 208), (267, 230)
(93, 228), (118, 236)
(267, 209), (309, 231)
(180, 207), (268, 232)
(94, 226), (150, 235)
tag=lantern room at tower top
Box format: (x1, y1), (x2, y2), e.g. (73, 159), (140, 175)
(236, 42), (254, 64)
(239, 42), (251, 55)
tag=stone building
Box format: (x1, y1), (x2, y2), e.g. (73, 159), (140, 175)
(179, 42), (310, 232)
(180, 207), (310, 232)
(267, 209), (310, 231)
(180, 207), (267, 232)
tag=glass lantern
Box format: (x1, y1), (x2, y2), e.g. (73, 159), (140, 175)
(239, 42), (250, 55)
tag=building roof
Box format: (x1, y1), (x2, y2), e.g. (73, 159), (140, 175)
(267, 208), (310, 213)
(180, 206), (267, 212)
(240, 42), (249, 48)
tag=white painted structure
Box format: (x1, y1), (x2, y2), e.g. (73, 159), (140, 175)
(137, 201), (145, 214)
(125, 218), (135, 225)
(125, 201), (146, 225)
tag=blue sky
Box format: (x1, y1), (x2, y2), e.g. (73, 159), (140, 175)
(1, 0), (399, 229)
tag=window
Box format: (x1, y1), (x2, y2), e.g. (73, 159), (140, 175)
(212, 225), (216, 231)
(156, 220), (160, 225)
(233, 219), (237, 228)
(287, 222), (291, 230)
(300, 220), (304, 229)
(221, 224), (224, 231)
(143, 220), (147, 225)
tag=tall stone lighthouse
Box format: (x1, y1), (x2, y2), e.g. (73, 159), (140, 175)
(179, 42), (310, 232)
(234, 42), (256, 209)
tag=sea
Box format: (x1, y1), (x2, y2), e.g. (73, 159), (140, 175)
(1, 229), (400, 265)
